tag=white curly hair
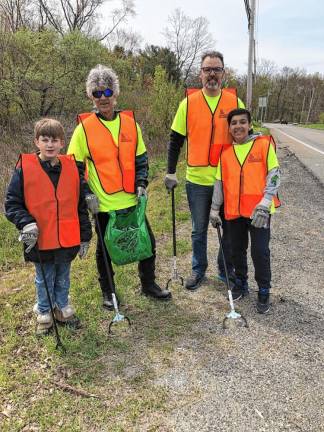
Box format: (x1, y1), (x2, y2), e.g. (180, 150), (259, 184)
(86, 64), (120, 98)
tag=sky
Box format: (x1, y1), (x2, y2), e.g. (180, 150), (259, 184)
(103, 0), (324, 76)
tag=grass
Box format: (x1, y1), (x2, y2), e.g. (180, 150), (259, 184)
(299, 123), (324, 130)
(0, 157), (200, 431)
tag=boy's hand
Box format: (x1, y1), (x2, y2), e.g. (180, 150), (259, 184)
(79, 242), (90, 259)
(19, 222), (39, 253)
(209, 208), (222, 227)
(85, 194), (99, 214)
(251, 205), (270, 228)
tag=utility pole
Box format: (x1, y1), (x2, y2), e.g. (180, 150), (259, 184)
(245, 0), (256, 111)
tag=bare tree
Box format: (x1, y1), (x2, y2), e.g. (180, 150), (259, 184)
(163, 8), (215, 82)
(0, 0), (35, 31)
(106, 27), (142, 54)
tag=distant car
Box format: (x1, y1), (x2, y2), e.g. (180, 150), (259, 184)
(280, 120), (288, 124)
(292, 122), (298, 125)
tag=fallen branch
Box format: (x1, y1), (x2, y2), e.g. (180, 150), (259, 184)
(53, 381), (102, 399)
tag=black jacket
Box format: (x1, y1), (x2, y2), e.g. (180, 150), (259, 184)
(5, 155), (92, 263)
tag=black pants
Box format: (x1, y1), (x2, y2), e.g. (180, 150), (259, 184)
(228, 217), (271, 290)
(95, 212), (156, 295)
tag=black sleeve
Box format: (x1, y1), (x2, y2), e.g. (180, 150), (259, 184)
(5, 168), (36, 231)
(78, 174), (93, 243)
(135, 151), (148, 188)
(75, 161), (92, 196)
(167, 130), (186, 174)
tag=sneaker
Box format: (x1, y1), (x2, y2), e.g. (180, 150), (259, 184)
(35, 312), (53, 336)
(256, 289), (270, 314)
(102, 292), (115, 311)
(185, 273), (205, 291)
(230, 279), (249, 301)
(54, 305), (81, 329)
(142, 282), (172, 300)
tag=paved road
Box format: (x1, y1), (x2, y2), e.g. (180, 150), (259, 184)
(265, 123), (324, 183)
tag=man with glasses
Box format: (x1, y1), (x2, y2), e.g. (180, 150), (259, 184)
(68, 64), (171, 309)
(164, 51), (245, 291)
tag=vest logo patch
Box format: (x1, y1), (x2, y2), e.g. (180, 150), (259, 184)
(219, 109), (228, 118)
(248, 153), (262, 163)
(120, 133), (131, 142)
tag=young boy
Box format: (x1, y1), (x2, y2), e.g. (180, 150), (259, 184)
(209, 108), (280, 313)
(5, 118), (92, 335)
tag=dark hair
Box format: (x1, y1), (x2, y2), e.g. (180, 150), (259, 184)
(227, 108), (251, 125)
(201, 51), (224, 67)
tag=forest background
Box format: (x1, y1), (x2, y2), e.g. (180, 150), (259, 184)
(1, 0), (324, 205)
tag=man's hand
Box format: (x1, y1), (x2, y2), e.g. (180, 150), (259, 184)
(85, 194), (99, 214)
(251, 205), (270, 228)
(164, 173), (178, 191)
(136, 186), (147, 198)
(79, 241), (90, 259)
(19, 222), (39, 253)
(209, 208), (222, 228)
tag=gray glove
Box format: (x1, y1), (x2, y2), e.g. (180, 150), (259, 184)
(136, 186), (147, 198)
(19, 222), (39, 253)
(79, 241), (90, 259)
(251, 205), (270, 228)
(85, 194), (99, 214)
(209, 208), (222, 227)
(164, 173), (178, 191)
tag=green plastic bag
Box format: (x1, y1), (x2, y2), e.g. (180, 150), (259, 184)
(104, 196), (153, 266)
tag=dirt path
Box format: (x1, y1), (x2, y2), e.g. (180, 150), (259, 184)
(146, 144), (324, 431)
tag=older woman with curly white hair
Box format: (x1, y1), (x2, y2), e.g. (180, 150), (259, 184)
(68, 64), (172, 309)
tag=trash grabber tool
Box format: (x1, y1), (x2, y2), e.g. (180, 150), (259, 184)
(94, 213), (131, 334)
(35, 247), (66, 352)
(166, 188), (184, 289)
(215, 224), (248, 329)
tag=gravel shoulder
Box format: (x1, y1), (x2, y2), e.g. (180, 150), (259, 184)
(150, 143), (324, 431)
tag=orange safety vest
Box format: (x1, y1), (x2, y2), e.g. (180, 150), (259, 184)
(186, 88), (238, 167)
(220, 136), (281, 220)
(80, 112), (137, 194)
(19, 154), (80, 250)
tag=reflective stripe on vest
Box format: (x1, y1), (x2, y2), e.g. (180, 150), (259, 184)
(81, 112), (137, 194)
(186, 88), (238, 167)
(221, 136), (280, 220)
(20, 154), (80, 250)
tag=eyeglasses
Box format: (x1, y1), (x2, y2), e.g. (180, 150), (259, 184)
(92, 88), (113, 98)
(201, 67), (224, 74)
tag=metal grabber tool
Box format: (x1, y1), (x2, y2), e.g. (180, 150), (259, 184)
(215, 224), (248, 329)
(36, 247), (66, 352)
(94, 214), (131, 334)
(166, 188), (184, 289)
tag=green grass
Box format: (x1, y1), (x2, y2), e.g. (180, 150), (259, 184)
(299, 123), (324, 130)
(0, 156), (200, 431)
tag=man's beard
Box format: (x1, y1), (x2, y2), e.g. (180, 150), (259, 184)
(205, 78), (221, 90)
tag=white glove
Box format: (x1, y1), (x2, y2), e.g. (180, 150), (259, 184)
(209, 208), (222, 227)
(164, 173), (178, 191)
(136, 186), (147, 198)
(19, 222), (39, 253)
(79, 241), (90, 259)
(251, 205), (270, 228)
(85, 194), (99, 214)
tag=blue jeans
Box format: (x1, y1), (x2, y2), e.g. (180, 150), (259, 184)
(34, 262), (71, 314)
(186, 181), (233, 277)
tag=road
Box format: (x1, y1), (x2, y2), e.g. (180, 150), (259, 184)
(265, 123), (324, 184)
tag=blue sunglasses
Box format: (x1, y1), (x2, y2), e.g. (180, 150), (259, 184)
(92, 88), (113, 98)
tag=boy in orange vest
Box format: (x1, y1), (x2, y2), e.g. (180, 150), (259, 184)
(209, 108), (280, 313)
(5, 118), (92, 335)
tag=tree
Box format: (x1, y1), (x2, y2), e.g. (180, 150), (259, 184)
(138, 45), (181, 83)
(163, 8), (215, 82)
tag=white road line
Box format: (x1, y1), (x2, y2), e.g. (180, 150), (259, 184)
(274, 128), (324, 156)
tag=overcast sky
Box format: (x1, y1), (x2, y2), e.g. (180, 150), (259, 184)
(104, 0), (324, 75)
